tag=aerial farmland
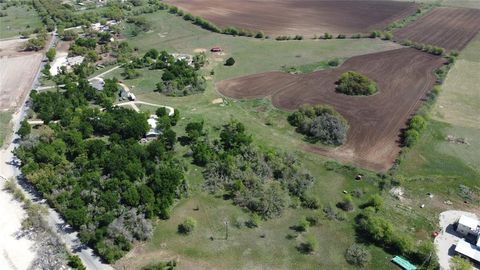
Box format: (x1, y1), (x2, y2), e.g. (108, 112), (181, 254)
(0, 0), (479, 270)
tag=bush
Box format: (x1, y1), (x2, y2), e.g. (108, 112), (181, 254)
(345, 244), (371, 267)
(450, 255), (473, 270)
(142, 261), (177, 270)
(364, 194), (383, 211)
(225, 57), (235, 66)
(298, 235), (318, 254)
(288, 104), (349, 146)
(383, 32), (393, 40)
(337, 34), (346, 39)
(338, 194), (354, 212)
(246, 213), (262, 228)
(178, 218), (197, 234)
(369, 31), (381, 38)
(67, 255), (86, 270)
(336, 71), (377, 96)
(322, 33), (333, 39)
(295, 217), (310, 232)
(327, 58), (340, 67)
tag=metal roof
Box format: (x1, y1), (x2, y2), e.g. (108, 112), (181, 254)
(455, 239), (480, 263)
(458, 215), (479, 229)
(392, 256), (416, 270)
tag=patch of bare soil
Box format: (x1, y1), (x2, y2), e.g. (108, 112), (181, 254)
(165, 0), (418, 37)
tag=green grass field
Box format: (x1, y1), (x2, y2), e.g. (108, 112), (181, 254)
(0, 4), (42, 39)
(0, 112), (12, 147)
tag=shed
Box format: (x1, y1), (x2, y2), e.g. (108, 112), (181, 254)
(391, 256), (416, 270)
(457, 215), (479, 236)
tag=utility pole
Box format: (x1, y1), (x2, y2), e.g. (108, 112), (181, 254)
(225, 220), (229, 240)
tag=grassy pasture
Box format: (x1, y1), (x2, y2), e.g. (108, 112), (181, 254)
(0, 4), (42, 39)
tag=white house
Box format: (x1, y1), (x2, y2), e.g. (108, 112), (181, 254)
(455, 215), (480, 264)
(146, 115), (160, 137)
(457, 215), (479, 236)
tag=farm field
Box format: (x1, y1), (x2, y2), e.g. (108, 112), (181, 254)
(164, 0), (418, 37)
(217, 48), (446, 171)
(0, 4), (42, 39)
(393, 7), (480, 51)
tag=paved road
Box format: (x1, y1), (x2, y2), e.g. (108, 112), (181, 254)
(0, 31), (113, 270)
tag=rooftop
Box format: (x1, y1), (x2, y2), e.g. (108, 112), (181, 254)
(455, 239), (480, 263)
(459, 215), (479, 229)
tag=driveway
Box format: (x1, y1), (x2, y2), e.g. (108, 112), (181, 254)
(435, 210), (479, 270)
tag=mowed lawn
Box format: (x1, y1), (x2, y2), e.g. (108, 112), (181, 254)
(0, 4), (43, 39)
(0, 112), (12, 147)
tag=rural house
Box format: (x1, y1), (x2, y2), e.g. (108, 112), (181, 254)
(455, 215), (480, 264)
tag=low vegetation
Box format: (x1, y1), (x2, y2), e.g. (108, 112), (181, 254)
(336, 71), (378, 96)
(185, 120), (315, 219)
(288, 104), (348, 146)
(345, 243), (371, 268)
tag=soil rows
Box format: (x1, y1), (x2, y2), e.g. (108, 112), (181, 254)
(164, 0), (417, 37)
(217, 48), (446, 171)
(394, 7), (480, 51)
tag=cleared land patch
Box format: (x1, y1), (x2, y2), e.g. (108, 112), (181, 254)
(217, 48), (446, 171)
(164, 0), (418, 37)
(393, 7), (480, 51)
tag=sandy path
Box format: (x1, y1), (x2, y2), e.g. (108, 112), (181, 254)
(0, 108), (36, 270)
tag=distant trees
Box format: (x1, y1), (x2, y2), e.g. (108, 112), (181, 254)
(288, 104), (348, 146)
(178, 218), (197, 234)
(336, 71), (378, 96)
(403, 115), (427, 147)
(225, 57), (235, 66)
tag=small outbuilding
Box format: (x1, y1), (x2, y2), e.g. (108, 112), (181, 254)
(457, 215), (479, 236)
(391, 256), (416, 270)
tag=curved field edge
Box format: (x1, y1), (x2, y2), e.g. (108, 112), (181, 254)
(216, 48), (446, 171)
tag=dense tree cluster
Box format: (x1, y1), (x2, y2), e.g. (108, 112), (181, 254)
(336, 71), (378, 96)
(288, 104), (348, 146)
(184, 120), (315, 218)
(16, 75), (186, 263)
(32, 0), (126, 30)
(120, 49), (205, 96)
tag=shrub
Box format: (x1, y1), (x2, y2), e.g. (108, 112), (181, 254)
(289, 104), (348, 146)
(450, 255), (473, 270)
(345, 244), (371, 267)
(295, 217), (310, 232)
(322, 33), (333, 39)
(225, 57), (235, 66)
(246, 213), (262, 228)
(142, 260), (177, 270)
(302, 196), (320, 209)
(328, 58), (340, 67)
(178, 218), (197, 234)
(364, 194), (383, 211)
(338, 194), (354, 212)
(298, 235), (318, 254)
(383, 32), (393, 40)
(337, 34), (346, 39)
(255, 32), (264, 38)
(67, 255), (86, 270)
(351, 33), (361, 39)
(369, 31), (381, 38)
(336, 71), (377, 96)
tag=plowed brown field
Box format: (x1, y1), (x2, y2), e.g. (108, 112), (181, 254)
(217, 48), (446, 171)
(394, 7), (480, 51)
(164, 0), (417, 37)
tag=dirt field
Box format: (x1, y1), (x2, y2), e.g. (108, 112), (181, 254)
(0, 38), (44, 111)
(217, 48), (445, 171)
(394, 7), (480, 51)
(164, 0), (417, 37)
